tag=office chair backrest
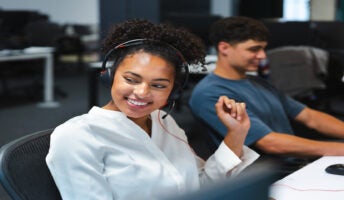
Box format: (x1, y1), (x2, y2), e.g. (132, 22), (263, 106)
(267, 45), (328, 97)
(0, 129), (62, 200)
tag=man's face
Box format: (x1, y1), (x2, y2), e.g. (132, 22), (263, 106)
(227, 39), (267, 73)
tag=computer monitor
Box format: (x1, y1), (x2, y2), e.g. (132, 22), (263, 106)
(163, 162), (278, 200)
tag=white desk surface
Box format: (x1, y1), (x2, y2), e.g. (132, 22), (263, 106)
(269, 156), (344, 200)
(0, 47), (54, 58)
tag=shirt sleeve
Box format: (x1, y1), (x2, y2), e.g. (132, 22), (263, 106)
(46, 124), (114, 200)
(245, 110), (274, 145)
(197, 142), (259, 186)
(281, 95), (306, 118)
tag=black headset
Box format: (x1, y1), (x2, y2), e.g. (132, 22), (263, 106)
(99, 38), (189, 105)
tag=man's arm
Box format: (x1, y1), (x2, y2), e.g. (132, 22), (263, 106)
(255, 132), (344, 157)
(295, 107), (344, 139)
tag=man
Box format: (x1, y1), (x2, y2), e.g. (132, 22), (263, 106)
(189, 16), (344, 158)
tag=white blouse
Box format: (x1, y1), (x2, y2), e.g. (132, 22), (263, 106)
(46, 107), (259, 200)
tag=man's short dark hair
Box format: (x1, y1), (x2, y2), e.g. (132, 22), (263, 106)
(209, 16), (270, 48)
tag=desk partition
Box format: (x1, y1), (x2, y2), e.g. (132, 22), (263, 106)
(0, 47), (59, 108)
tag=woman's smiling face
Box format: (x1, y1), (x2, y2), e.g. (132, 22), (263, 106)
(109, 51), (175, 119)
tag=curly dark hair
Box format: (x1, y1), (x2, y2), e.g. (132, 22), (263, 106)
(209, 16), (270, 48)
(102, 18), (206, 88)
(103, 19), (206, 64)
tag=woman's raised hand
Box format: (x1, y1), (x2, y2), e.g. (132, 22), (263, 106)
(215, 96), (250, 157)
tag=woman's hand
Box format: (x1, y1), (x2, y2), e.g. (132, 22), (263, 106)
(215, 96), (250, 157)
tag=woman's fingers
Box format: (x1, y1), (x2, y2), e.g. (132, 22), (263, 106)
(235, 102), (248, 121)
(217, 96), (246, 120)
(235, 103), (243, 121)
(224, 97), (237, 118)
(215, 96), (248, 126)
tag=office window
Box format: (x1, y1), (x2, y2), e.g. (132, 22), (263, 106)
(283, 0), (310, 21)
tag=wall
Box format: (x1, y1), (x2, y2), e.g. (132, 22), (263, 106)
(1, 0), (339, 25)
(310, 0), (336, 21)
(99, 0), (159, 40)
(210, 0), (239, 17)
(0, 0), (99, 25)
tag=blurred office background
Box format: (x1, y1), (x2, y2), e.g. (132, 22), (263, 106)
(1, 0), (344, 199)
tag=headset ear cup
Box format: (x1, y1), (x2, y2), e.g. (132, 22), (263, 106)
(168, 87), (182, 102)
(99, 68), (113, 88)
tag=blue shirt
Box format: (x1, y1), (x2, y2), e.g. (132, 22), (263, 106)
(189, 73), (306, 146)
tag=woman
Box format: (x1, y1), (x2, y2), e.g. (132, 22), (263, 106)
(46, 19), (259, 200)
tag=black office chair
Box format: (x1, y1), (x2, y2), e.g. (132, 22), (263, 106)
(0, 129), (62, 200)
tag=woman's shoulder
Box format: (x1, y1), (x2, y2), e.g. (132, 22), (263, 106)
(52, 107), (124, 139)
(50, 110), (104, 146)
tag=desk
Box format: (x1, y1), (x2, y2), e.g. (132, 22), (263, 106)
(0, 47), (59, 107)
(269, 156), (344, 200)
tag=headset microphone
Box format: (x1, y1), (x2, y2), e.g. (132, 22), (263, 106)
(162, 101), (175, 119)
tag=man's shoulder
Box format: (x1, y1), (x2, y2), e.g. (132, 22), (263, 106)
(191, 74), (215, 94)
(247, 75), (278, 91)
(189, 74), (219, 108)
(247, 75), (268, 83)
(193, 73), (232, 90)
